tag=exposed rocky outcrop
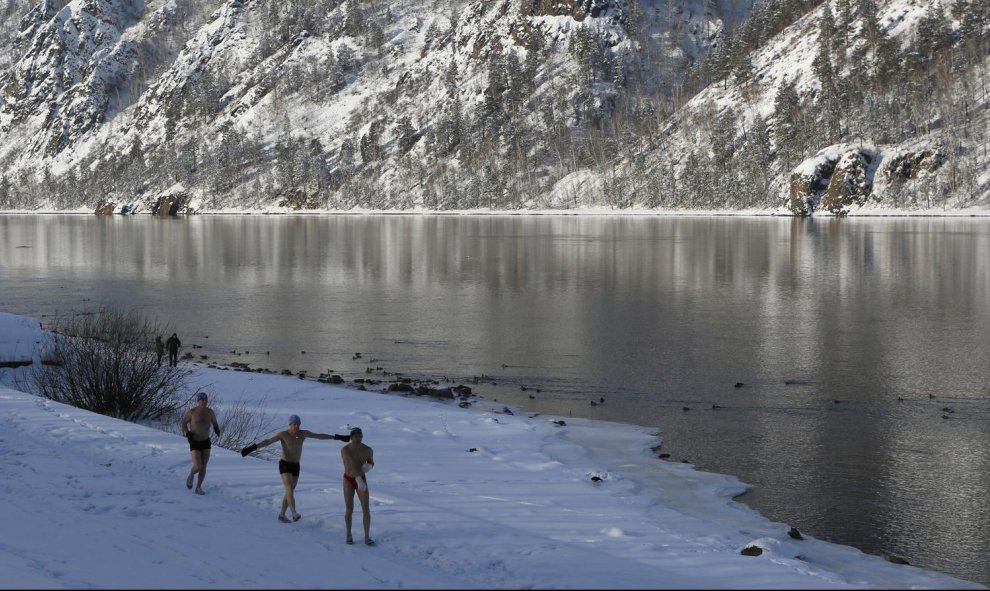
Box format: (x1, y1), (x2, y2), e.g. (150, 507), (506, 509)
(150, 192), (193, 217)
(821, 149), (874, 215)
(519, 0), (612, 20)
(788, 158), (834, 216)
(884, 149), (946, 184)
(276, 189), (321, 211)
(788, 147), (877, 216)
(94, 199), (116, 216)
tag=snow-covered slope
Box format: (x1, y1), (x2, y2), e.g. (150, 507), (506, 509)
(0, 0), (750, 211)
(0, 0), (987, 214)
(645, 0), (990, 215)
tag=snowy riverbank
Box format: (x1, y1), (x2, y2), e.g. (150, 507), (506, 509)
(0, 312), (983, 589)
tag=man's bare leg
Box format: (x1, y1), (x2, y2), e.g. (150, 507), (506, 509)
(187, 450), (202, 489)
(195, 449), (210, 494)
(343, 479), (356, 543)
(357, 488), (372, 544)
(279, 473), (300, 520)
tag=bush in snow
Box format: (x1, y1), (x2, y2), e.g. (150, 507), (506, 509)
(33, 307), (189, 422)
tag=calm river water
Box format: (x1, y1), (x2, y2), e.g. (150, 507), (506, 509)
(1, 214), (988, 585)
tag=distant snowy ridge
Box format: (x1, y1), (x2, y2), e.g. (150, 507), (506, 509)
(0, 0), (987, 214)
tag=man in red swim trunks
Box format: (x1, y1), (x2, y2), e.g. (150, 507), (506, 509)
(241, 415), (349, 523)
(341, 427), (375, 545)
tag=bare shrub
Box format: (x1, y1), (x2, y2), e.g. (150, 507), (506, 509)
(33, 307), (190, 422)
(213, 393), (279, 456)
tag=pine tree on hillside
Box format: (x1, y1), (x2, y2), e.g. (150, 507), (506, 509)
(523, 42), (541, 93)
(0, 174), (10, 208)
(915, 1), (951, 64)
(856, 0), (883, 47)
(504, 50), (526, 115)
(424, 20), (442, 50)
(820, 1), (835, 54)
(710, 107), (737, 169)
(835, 0), (853, 42)
(813, 29), (842, 142)
(359, 119), (386, 164)
(957, 1), (983, 41)
(444, 59), (458, 99)
(873, 30), (902, 93)
(773, 78), (804, 171)
(395, 116), (418, 155)
(338, 138), (356, 173)
(733, 53), (756, 88)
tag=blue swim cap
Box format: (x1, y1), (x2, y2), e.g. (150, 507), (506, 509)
(195, 392), (208, 401)
(289, 414), (301, 425)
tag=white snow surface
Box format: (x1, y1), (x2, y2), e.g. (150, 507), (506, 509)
(0, 312), (984, 589)
(0, 311), (50, 364)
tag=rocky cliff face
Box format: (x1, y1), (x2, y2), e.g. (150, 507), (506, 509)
(520, 0), (611, 19)
(3, 0), (715, 213)
(787, 145), (954, 216)
(0, 0), (986, 214)
(788, 146), (877, 216)
(0, 0), (150, 155)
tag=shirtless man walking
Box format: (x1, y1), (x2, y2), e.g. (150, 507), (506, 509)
(180, 391), (221, 495)
(240, 415), (350, 523)
(341, 427), (375, 545)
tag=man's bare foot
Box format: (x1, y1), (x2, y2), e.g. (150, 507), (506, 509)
(278, 515), (291, 523)
(186, 475), (193, 489)
(346, 534), (353, 545)
(365, 539), (375, 546)
(292, 513), (301, 522)
(194, 488), (205, 495)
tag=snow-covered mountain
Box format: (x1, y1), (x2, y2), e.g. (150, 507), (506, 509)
(646, 0), (990, 214)
(0, 0), (987, 214)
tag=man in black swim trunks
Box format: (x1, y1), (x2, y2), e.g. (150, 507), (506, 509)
(241, 415), (350, 523)
(180, 391), (221, 495)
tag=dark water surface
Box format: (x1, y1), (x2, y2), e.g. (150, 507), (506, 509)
(1, 214), (988, 584)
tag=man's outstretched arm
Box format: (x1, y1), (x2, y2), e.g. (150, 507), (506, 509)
(303, 430), (350, 441)
(241, 432), (281, 457)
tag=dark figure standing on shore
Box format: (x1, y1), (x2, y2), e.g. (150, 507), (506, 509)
(240, 415), (350, 523)
(166, 333), (181, 367)
(181, 392), (221, 495)
(155, 335), (165, 367)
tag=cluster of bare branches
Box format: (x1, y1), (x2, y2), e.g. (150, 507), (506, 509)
(33, 306), (189, 422)
(30, 305), (281, 455)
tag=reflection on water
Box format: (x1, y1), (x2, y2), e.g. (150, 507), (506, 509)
(1, 214), (988, 584)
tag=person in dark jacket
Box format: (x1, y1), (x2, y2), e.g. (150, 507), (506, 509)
(155, 335), (165, 367)
(166, 333), (181, 367)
